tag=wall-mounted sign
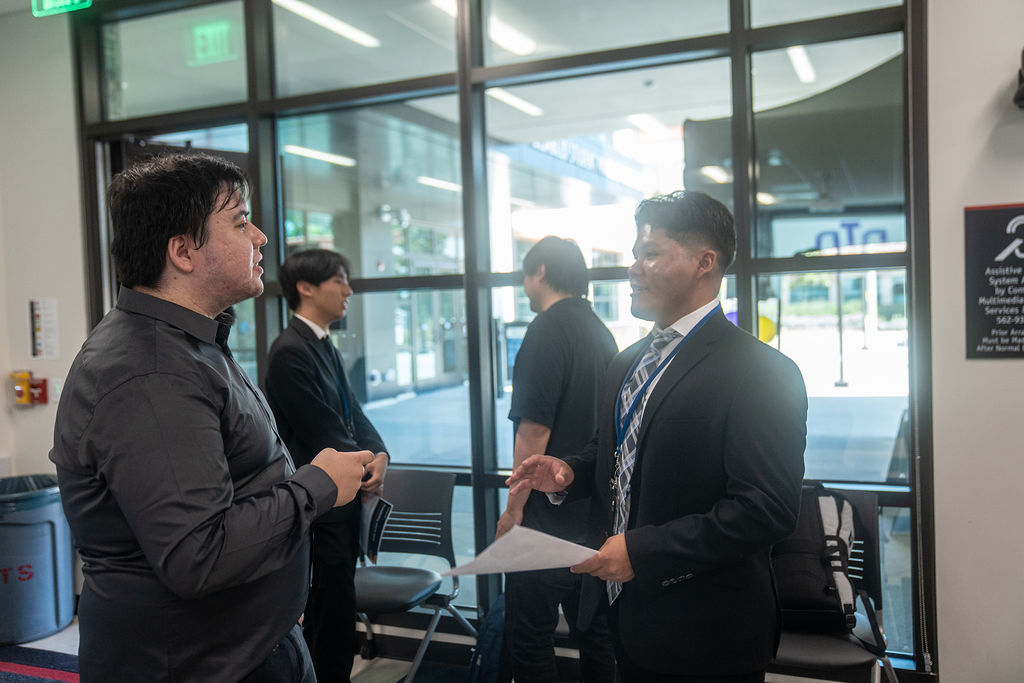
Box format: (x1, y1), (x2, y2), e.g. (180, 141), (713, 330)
(31, 0), (91, 18)
(965, 203), (1024, 358)
(187, 20), (237, 67)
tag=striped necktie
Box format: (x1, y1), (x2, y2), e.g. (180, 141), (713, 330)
(608, 327), (680, 604)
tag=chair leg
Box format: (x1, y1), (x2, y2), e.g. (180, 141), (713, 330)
(445, 605), (478, 638)
(404, 608), (444, 683)
(357, 612), (377, 659)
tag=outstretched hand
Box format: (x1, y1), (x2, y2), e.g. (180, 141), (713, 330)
(505, 454), (574, 496)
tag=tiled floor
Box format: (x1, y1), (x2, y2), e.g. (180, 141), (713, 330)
(18, 618), (425, 682)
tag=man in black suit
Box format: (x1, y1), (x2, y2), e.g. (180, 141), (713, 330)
(264, 248), (389, 683)
(508, 191), (807, 682)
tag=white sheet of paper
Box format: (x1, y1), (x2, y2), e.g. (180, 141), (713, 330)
(443, 525), (598, 576)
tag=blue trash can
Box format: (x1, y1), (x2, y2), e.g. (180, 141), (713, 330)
(0, 474), (74, 644)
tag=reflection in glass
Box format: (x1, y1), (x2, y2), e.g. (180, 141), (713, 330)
(274, 0), (457, 97)
(102, 2), (247, 120)
(328, 290), (469, 467)
(486, 58), (732, 273)
(751, 0), (901, 27)
(230, 298), (258, 383)
(151, 124), (249, 153)
(482, 0), (727, 66)
(757, 269), (909, 483)
(278, 97), (463, 277)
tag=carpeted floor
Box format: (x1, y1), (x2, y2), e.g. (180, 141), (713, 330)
(0, 646), (79, 683)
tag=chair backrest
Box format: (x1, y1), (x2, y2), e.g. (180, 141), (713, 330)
(837, 489), (883, 612)
(378, 469), (457, 568)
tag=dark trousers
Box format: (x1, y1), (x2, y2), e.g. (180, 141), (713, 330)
(304, 505), (360, 683)
(608, 603), (764, 683)
(239, 624), (316, 683)
(505, 567), (615, 683)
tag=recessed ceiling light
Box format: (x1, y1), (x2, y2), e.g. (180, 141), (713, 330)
(417, 175), (463, 193)
(756, 192), (778, 205)
(700, 165), (732, 184)
(273, 0), (380, 47)
(429, 1), (536, 56)
(786, 45), (816, 84)
(486, 88), (543, 116)
(283, 144), (356, 167)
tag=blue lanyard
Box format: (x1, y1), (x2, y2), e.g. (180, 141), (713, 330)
(614, 304), (720, 451)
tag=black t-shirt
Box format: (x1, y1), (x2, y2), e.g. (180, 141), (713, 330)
(508, 296), (617, 542)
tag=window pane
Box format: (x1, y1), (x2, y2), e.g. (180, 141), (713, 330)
(102, 2), (247, 120)
(331, 290), (470, 467)
(881, 506), (913, 655)
(757, 269), (909, 483)
(744, 34), (904, 255)
(487, 59), (732, 273)
(274, 0), (456, 97)
(492, 282), (648, 469)
(482, 0), (728, 66)
(751, 0), (901, 27)
(279, 97), (463, 277)
(150, 123), (249, 153)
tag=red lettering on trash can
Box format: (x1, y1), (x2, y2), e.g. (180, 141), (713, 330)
(18, 564), (33, 581)
(0, 567), (8, 584)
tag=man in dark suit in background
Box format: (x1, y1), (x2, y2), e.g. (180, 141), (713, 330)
(508, 191), (807, 682)
(264, 248), (390, 683)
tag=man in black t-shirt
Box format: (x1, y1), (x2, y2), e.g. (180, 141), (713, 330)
(498, 236), (618, 683)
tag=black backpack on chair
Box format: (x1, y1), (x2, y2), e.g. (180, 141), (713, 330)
(771, 483), (859, 633)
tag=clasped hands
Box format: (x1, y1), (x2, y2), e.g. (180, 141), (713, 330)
(506, 454), (635, 583)
(311, 448), (388, 507)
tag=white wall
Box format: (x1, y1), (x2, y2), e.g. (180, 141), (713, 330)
(0, 8), (87, 477)
(928, 1), (1024, 680)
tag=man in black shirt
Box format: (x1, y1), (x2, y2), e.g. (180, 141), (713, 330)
(498, 236), (618, 683)
(50, 153), (374, 682)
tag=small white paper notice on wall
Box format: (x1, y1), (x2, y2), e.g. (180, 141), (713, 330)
(30, 299), (60, 359)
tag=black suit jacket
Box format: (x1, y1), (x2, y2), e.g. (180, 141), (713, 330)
(565, 309), (807, 676)
(264, 319), (387, 526)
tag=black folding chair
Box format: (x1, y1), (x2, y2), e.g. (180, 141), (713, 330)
(354, 469), (476, 682)
(770, 489), (899, 683)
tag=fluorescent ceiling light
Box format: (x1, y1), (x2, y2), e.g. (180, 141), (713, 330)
(429, 1), (536, 56)
(488, 17), (536, 56)
(626, 113), (670, 136)
(700, 165), (732, 184)
(756, 192), (778, 205)
(786, 45), (816, 84)
(273, 0), (380, 47)
(284, 144), (356, 167)
(430, 0), (457, 17)
(486, 88), (543, 116)
(417, 175), (462, 193)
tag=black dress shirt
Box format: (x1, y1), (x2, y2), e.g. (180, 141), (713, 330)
(49, 287), (337, 682)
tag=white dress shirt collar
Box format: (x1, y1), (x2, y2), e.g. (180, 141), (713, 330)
(294, 314), (329, 340)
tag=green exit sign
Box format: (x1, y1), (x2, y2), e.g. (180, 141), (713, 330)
(187, 20), (238, 67)
(31, 0), (92, 17)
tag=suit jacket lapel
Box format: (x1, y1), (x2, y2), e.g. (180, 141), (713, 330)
(291, 318), (339, 383)
(636, 309), (728, 442)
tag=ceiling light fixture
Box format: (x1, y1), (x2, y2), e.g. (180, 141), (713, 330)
(430, 1), (536, 56)
(284, 144), (356, 167)
(756, 192), (778, 205)
(486, 88), (543, 116)
(417, 175), (462, 193)
(786, 45), (816, 84)
(700, 165), (732, 184)
(626, 113), (671, 135)
(273, 0), (380, 47)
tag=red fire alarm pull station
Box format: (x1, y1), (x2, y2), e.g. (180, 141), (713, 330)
(9, 371), (48, 406)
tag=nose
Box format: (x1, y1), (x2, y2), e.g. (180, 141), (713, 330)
(251, 223), (268, 248)
(628, 258), (641, 278)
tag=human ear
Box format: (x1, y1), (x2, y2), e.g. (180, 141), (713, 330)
(296, 280), (317, 299)
(165, 235), (195, 274)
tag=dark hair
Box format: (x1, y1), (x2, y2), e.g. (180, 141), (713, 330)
(634, 190), (736, 271)
(279, 248), (352, 311)
(108, 153), (248, 289)
(522, 236), (589, 297)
